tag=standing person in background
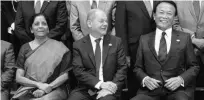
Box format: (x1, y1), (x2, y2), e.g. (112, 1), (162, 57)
(70, 0), (116, 41)
(1, 1), (20, 58)
(115, 0), (159, 98)
(1, 1), (18, 42)
(174, 0), (204, 87)
(14, 1), (68, 49)
(1, 40), (16, 100)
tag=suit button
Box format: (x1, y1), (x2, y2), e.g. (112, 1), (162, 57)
(197, 26), (200, 29)
(161, 70), (163, 72)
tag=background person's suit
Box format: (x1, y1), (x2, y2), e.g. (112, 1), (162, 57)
(175, 1), (204, 87)
(15, 1), (68, 45)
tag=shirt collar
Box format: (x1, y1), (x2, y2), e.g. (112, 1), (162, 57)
(156, 27), (172, 38)
(90, 0), (99, 8)
(89, 34), (104, 43)
(192, 0), (202, 8)
(143, 0), (153, 9)
(34, 0), (44, 7)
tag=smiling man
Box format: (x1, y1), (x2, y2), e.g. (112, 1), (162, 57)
(67, 9), (127, 100)
(131, 1), (200, 100)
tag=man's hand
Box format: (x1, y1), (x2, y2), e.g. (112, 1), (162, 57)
(173, 26), (195, 36)
(173, 24), (183, 32)
(32, 89), (45, 98)
(100, 81), (117, 93)
(182, 28), (195, 36)
(8, 22), (15, 34)
(164, 76), (183, 91)
(36, 83), (52, 93)
(144, 76), (161, 90)
(192, 38), (204, 50)
(96, 89), (112, 99)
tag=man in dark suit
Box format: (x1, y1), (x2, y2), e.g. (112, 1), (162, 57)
(14, 1), (68, 46)
(67, 9), (127, 100)
(115, 1), (159, 98)
(131, 1), (200, 100)
(1, 40), (16, 100)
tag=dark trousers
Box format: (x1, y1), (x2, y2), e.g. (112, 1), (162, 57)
(127, 42), (140, 99)
(67, 89), (117, 100)
(196, 54), (204, 87)
(1, 89), (10, 100)
(131, 91), (189, 100)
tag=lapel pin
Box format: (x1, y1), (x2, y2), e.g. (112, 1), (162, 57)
(176, 39), (180, 42)
(109, 43), (112, 46)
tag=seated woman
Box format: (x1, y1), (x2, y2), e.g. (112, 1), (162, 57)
(12, 13), (71, 100)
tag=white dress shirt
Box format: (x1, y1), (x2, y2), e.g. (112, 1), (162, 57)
(34, 0), (44, 9)
(143, 0), (154, 9)
(192, 0), (202, 9)
(155, 28), (172, 55)
(90, 0), (99, 8)
(89, 34), (104, 89)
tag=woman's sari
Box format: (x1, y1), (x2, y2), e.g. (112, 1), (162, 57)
(13, 39), (68, 100)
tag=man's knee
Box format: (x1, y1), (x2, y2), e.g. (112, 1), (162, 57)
(167, 92), (189, 100)
(130, 94), (158, 100)
(98, 95), (117, 100)
(173, 93), (189, 100)
(67, 90), (90, 100)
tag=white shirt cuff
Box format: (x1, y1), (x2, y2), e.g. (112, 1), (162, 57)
(95, 81), (103, 90)
(178, 76), (184, 87)
(142, 76), (149, 87)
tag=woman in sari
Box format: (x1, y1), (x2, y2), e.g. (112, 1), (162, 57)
(13, 13), (71, 100)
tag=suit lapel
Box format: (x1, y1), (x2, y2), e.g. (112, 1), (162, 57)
(198, 1), (204, 22)
(148, 32), (161, 64)
(188, 1), (199, 22)
(137, 1), (151, 19)
(40, 1), (49, 13)
(84, 35), (96, 67)
(102, 34), (111, 66)
(28, 1), (35, 15)
(98, 1), (106, 11)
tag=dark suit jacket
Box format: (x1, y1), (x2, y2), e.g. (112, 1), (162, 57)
(72, 34), (127, 93)
(14, 1), (68, 45)
(1, 1), (17, 42)
(134, 30), (200, 97)
(1, 40), (15, 90)
(115, 1), (157, 56)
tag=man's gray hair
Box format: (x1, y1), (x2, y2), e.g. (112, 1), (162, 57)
(86, 9), (105, 22)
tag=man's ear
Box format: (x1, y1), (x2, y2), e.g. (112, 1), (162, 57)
(87, 20), (92, 28)
(153, 13), (156, 20)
